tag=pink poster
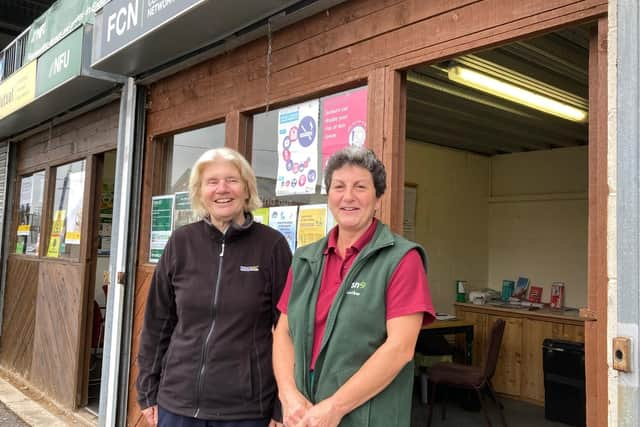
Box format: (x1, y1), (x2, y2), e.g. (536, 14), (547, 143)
(321, 87), (368, 171)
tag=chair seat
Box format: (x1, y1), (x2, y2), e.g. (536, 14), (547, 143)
(428, 362), (484, 388)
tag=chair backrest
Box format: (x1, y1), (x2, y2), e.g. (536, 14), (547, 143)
(482, 319), (506, 380)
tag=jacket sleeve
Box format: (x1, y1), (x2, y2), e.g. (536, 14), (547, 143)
(270, 235), (292, 422)
(135, 235), (178, 410)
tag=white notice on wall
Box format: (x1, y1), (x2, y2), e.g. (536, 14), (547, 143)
(276, 100), (319, 196)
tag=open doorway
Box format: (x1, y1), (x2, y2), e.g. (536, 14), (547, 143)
(82, 150), (116, 414)
(406, 25), (590, 426)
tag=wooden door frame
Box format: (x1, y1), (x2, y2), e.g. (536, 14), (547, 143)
(370, 17), (609, 427)
(584, 16), (608, 427)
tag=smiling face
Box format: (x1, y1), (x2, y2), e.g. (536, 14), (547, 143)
(200, 160), (248, 229)
(328, 164), (380, 235)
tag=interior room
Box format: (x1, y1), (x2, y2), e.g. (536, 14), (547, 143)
(406, 25), (589, 426)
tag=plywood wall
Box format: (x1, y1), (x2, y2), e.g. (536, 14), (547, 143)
(406, 142), (588, 311)
(405, 140), (490, 313)
(488, 146), (588, 308)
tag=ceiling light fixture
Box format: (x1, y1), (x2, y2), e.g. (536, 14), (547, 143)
(447, 65), (588, 123)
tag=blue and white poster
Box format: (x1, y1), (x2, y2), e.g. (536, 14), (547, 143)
(268, 206), (298, 251)
(276, 100), (319, 196)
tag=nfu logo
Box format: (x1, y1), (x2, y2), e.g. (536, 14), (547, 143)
(346, 281), (366, 296)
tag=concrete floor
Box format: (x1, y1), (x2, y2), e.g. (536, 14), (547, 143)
(411, 393), (575, 427)
(0, 400), (28, 426)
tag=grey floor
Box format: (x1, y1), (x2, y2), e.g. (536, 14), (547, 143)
(411, 393), (575, 427)
(0, 401), (28, 427)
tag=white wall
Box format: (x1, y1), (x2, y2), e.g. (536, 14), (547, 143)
(488, 146), (588, 308)
(405, 140), (490, 313)
(405, 142), (588, 311)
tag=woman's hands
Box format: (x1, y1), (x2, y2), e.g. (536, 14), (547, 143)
(281, 388), (312, 427)
(298, 398), (345, 427)
(141, 405), (158, 426)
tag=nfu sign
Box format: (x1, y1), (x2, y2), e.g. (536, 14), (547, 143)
(95, 0), (205, 62)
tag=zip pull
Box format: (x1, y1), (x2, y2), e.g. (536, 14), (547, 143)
(220, 242), (225, 256)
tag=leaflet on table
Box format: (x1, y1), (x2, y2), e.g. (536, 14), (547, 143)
(149, 195), (175, 263)
(268, 206), (298, 251)
(276, 100), (319, 196)
(320, 87), (368, 193)
(64, 170), (85, 244)
(297, 204), (329, 247)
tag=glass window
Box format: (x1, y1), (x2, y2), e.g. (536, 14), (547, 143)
(164, 124), (225, 194)
(251, 86), (369, 251)
(46, 159), (86, 259)
(148, 124), (225, 263)
(15, 171), (45, 255)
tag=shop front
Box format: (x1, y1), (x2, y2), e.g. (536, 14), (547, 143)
(0, 0), (124, 415)
(120, 0), (609, 425)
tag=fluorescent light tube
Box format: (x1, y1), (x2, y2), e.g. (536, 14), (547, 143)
(448, 65), (588, 123)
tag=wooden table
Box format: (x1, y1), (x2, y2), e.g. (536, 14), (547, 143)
(420, 319), (475, 364)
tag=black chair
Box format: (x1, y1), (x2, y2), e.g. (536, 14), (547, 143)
(426, 319), (507, 427)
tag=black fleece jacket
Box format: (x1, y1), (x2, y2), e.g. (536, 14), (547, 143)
(136, 215), (291, 421)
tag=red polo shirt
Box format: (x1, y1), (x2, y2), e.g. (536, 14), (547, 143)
(277, 219), (434, 370)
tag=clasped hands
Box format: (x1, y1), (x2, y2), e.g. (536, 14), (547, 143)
(281, 389), (344, 427)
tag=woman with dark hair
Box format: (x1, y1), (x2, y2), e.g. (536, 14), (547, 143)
(273, 146), (434, 427)
(137, 148), (291, 427)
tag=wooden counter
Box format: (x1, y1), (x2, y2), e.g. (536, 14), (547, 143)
(454, 302), (584, 406)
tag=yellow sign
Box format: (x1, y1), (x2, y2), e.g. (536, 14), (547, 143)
(17, 224), (31, 236)
(47, 210), (66, 258)
(51, 210), (65, 234)
(47, 236), (61, 258)
(65, 230), (81, 243)
(0, 61), (37, 120)
(297, 204), (328, 247)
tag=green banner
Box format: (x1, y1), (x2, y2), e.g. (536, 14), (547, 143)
(25, 0), (108, 62)
(35, 27), (83, 97)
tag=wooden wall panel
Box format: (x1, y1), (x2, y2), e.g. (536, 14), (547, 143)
(30, 262), (83, 408)
(15, 101), (120, 174)
(126, 266), (154, 427)
(0, 257), (39, 376)
(146, 0), (606, 137)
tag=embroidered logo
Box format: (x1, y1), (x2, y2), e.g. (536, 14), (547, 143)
(346, 281), (367, 296)
(240, 265), (260, 272)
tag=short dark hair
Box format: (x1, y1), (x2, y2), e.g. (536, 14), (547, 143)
(324, 147), (386, 197)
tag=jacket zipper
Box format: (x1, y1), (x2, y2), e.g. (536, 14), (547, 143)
(194, 239), (225, 418)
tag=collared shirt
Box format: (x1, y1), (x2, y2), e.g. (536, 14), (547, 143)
(278, 219), (434, 370)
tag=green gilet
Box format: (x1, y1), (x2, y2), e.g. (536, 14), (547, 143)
(287, 221), (427, 427)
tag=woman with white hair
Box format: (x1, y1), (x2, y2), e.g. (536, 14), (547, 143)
(136, 148), (291, 427)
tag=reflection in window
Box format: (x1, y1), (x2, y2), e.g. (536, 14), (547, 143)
(165, 124), (225, 194)
(16, 171), (45, 255)
(47, 159), (86, 259)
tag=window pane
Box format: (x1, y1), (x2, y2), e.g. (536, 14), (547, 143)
(165, 124), (225, 194)
(47, 159), (86, 259)
(16, 171), (45, 255)
(250, 87), (368, 251)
